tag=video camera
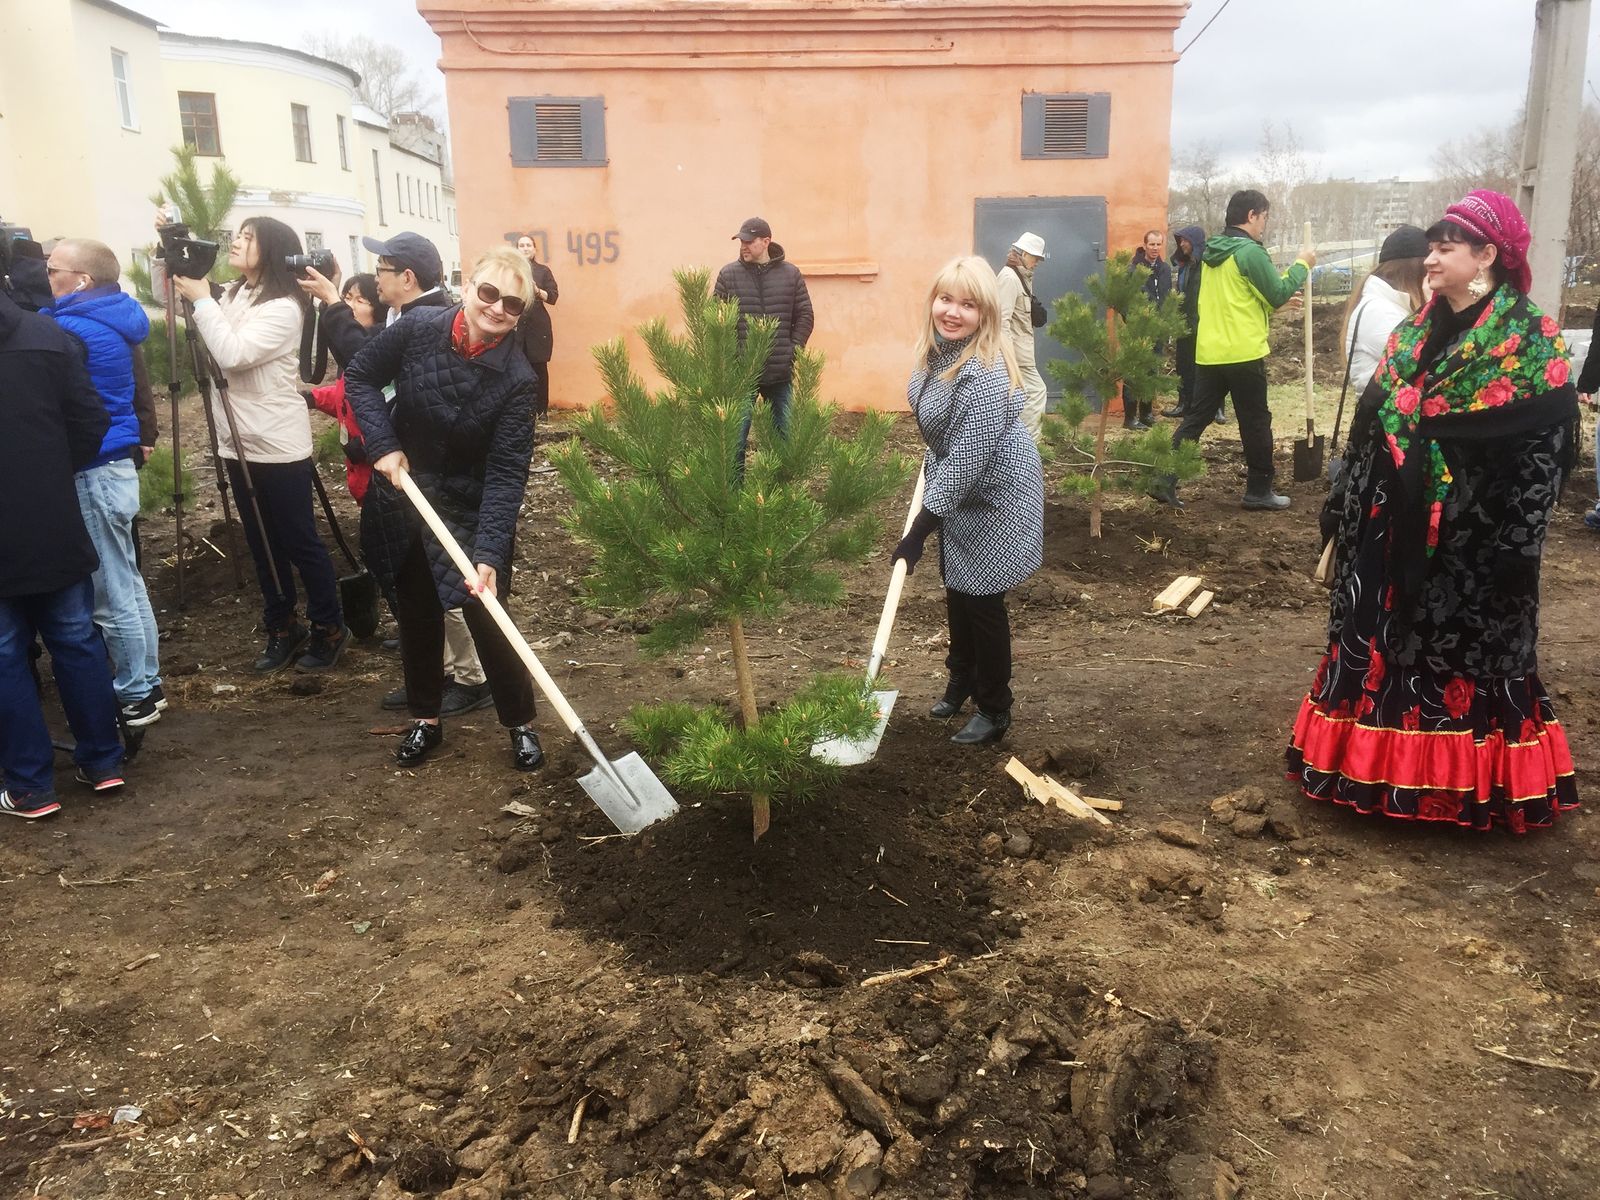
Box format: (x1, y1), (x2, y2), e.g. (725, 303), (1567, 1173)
(156, 222), (219, 280)
(286, 249), (337, 279)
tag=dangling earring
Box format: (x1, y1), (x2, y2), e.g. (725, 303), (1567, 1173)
(1466, 267), (1491, 300)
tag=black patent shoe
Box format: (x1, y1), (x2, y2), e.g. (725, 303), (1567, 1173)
(255, 624), (309, 673)
(929, 696), (968, 719)
(510, 725), (545, 772)
(951, 709), (1011, 745)
(395, 720), (443, 767)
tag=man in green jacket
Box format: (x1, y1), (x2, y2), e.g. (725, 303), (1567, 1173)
(1163, 189), (1315, 510)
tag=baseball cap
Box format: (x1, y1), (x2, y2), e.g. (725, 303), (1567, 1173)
(362, 232), (443, 287)
(733, 217), (772, 242)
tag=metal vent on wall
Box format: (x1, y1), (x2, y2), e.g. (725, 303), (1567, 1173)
(1021, 92), (1110, 160)
(534, 103), (584, 160)
(1042, 97), (1089, 155)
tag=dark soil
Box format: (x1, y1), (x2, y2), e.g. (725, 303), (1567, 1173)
(3, 393), (1599, 1200)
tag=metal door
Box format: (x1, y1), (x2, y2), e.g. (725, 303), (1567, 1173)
(974, 196), (1107, 404)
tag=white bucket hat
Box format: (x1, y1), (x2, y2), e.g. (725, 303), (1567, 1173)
(1012, 231), (1049, 258)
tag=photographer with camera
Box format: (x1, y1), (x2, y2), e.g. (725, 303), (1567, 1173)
(172, 217), (348, 673)
(44, 238), (165, 729)
(0, 232), (125, 817)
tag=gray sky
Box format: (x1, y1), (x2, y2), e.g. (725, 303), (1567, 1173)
(138, 0), (1600, 183)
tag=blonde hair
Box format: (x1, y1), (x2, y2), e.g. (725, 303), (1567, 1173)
(913, 256), (1021, 390)
(55, 238), (121, 286)
(468, 245), (534, 304)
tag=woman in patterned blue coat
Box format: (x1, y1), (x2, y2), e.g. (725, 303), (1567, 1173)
(893, 257), (1046, 745)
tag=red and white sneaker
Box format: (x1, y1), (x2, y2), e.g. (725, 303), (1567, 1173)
(0, 790), (63, 819)
(74, 767), (126, 793)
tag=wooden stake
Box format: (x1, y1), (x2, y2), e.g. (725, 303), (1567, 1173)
(1005, 757), (1112, 824)
(1079, 795), (1124, 812)
(568, 1092), (592, 1144)
(1184, 589), (1215, 619)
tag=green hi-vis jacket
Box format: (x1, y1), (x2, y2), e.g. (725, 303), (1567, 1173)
(1195, 229), (1310, 366)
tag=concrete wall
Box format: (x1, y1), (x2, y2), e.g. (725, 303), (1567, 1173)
(1, 0), (171, 270)
(419, 0), (1185, 410)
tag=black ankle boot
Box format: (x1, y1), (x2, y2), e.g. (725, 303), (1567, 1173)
(255, 624), (309, 673)
(395, 720), (443, 766)
(929, 694), (968, 719)
(510, 725), (544, 772)
(951, 709), (1011, 745)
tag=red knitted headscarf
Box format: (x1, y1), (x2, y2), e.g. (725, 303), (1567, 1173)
(1441, 189), (1533, 294)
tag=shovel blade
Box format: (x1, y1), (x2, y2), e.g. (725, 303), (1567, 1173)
(579, 752), (680, 835)
(1292, 435), (1325, 482)
(811, 689), (898, 767)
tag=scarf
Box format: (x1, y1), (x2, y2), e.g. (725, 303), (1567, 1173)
(1372, 283), (1574, 598)
(451, 309), (506, 359)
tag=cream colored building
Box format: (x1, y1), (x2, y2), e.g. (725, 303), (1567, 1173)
(1, 0), (176, 268)
(2, 0), (458, 289)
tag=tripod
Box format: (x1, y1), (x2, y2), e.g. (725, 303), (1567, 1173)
(163, 273), (245, 602)
(178, 292), (290, 605)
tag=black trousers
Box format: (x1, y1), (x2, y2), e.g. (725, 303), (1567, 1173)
(530, 360), (550, 417)
(944, 588), (1012, 715)
(225, 457), (343, 632)
(1174, 337), (1197, 409)
(392, 532), (536, 726)
(1174, 359), (1276, 481)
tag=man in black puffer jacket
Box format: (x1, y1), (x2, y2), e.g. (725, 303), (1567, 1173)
(713, 217), (814, 469)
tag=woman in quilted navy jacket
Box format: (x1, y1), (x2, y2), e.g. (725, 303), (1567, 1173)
(345, 247), (544, 771)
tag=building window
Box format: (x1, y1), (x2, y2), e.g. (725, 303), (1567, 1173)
(1020, 92), (1111, 160)
(291, 103), (313, 162)
(349, 235), (361, 272)
(178, 92), (221, 156)
(373, 150), (386, 225)
(396, 173), (404, 213)
(111, 50), (137, 129)
(508, 96), (607, 168)
(336, 115), (350, 170)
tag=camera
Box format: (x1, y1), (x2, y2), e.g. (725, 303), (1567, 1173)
(156, 222), (219, 280)
(286, 249), (337, 278)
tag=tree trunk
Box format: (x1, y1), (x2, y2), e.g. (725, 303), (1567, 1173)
(1090, 385), (1116, 540)
(727, 616), (770, 841)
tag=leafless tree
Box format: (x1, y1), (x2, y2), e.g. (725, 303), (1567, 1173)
(303, 34), (440, 122)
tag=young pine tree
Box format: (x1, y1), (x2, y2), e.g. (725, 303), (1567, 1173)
(1043, 251), (1200, 537)
(553, 269), (914, 841)
(129, 145), (241, 304)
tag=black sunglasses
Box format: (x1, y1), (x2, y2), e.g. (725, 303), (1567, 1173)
(475, 281), (525, 317)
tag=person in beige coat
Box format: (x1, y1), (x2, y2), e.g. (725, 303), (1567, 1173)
(994, 232), (1049, 439)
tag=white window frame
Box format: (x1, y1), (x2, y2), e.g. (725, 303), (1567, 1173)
(111, 49), (137, 130)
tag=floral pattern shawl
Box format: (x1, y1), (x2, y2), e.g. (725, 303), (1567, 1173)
(1372, 284), (1570, 556)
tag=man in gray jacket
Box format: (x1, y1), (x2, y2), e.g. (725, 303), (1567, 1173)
(994, 232), (1048, 440)
(713, 217), (814, 467)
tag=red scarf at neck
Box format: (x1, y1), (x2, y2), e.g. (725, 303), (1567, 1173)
(452, 309), (505, 359)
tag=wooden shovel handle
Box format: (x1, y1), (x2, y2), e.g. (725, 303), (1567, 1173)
(396, 471), (586, 739)
(1303, 221), (1316, 427)
(867, 468), (927, 679)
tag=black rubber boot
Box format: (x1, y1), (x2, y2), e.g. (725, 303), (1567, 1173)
(1241, 472), (1291, 511)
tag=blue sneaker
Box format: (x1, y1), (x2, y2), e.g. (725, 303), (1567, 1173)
(1584, 508), (1600, 531)
(0, 789), (62, 819)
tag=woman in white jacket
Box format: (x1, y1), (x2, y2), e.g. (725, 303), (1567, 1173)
(175, 218), (346, 673)
(1341, 225), (1428, 387)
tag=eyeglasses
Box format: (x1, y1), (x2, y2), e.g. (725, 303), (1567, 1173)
(46, 265), (88, 277)
(475, 281), (525, 317)
(374, 264), (402, 275)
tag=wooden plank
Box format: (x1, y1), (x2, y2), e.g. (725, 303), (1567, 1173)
(1080, 795), (1124, 812)
(1184, 589), (1215, 619)
(1040, 773), (1114, 825)
(1153, 575), (1203, 613)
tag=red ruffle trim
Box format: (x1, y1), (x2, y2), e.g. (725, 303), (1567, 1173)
(1290, 696), (1575, 802)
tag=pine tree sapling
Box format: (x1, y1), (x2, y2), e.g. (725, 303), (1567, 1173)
(1042, 252), (1200, 536)
(130, 146), (241, 303)
(554, 269), (913, 840)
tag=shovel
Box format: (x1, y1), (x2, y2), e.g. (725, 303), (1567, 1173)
(396, 471), (678, 835)
(1292, 220), (1325, 482)
(812, 468), (927, 766)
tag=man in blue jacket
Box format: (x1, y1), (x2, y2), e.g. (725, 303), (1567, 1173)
(46, 239), (164, 729)
(1, 233), (123, 816)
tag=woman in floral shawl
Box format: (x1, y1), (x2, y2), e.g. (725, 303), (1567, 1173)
(1287, 190), (1579, 832)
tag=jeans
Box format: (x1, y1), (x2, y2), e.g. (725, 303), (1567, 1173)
(1176, 360), (1276, 484)
(736, 378), (793, 474)
(75, 458), (162, 704)
(0, 578), (123, 797)
(225, 457), (343, 632)
(945, 588), (1013, 715)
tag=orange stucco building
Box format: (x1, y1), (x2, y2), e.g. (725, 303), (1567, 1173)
(419, 0), (1189, 410)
